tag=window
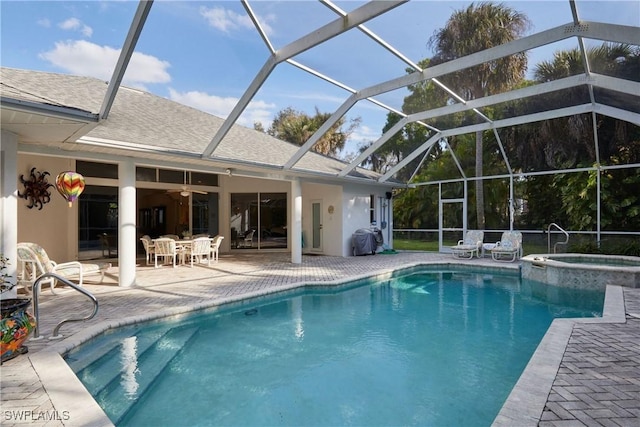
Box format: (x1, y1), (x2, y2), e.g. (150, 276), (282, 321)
(136, 167), (156, 182)
(78, 185), (118, 260)
(191, 171), (218, 187)
(136, 168), (219, 186)
(77, 161), (118, 179)
(192, 192), (219, 237)
(158, 169), (184, 184)
(370, 194), (376, 225)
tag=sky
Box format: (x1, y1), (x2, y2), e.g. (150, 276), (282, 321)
(1, 1), (638, 157)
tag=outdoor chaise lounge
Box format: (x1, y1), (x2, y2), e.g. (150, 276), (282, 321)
(16, 242), (111, 295)
(450, 230), (484, 259)
(490, 231), (523, 262)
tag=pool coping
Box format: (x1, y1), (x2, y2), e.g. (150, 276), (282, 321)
(492, 284), (626, 426)
(27, 260), (613, 427)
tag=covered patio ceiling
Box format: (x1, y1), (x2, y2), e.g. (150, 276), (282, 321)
(8, 0), (639, 186)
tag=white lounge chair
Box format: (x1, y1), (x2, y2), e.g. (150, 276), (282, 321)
(16, 242), (111, 295)
(491, 231), (523, 262)
(450, 230), (484, 259)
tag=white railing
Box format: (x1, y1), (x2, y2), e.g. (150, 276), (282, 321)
(31, 273), (98, 340)
(547, 223), (569, 254)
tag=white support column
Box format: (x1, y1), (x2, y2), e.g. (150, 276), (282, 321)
(0, 131), (18, 298)
(291, 179), (302, 264)
(118, 159), (136, 287)
(438, 183), (443, 251)
(387, 196), (394, 249)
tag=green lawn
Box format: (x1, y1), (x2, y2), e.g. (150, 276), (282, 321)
(393, 239), (442, 252)
(392, 238), (548, 256)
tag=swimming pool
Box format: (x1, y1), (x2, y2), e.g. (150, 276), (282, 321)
(65, 267), (603, 426)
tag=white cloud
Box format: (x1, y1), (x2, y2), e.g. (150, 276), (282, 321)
(348, 124), (381, 147)
(39, 40), (171, 89)
(199, 6), (274, 36)
(168, 88), (275, 128)
(37, 18), (51, 28)
(58, 17), (93, 37)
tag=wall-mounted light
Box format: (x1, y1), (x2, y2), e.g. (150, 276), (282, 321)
(225, 168), (233, 177)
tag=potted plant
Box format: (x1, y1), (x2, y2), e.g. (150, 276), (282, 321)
(1, 255), (36, 363)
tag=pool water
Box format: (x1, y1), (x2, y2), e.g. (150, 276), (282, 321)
(65, 268), (603, 426)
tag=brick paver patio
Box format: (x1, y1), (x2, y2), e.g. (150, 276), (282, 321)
(1, 252), (638, 426)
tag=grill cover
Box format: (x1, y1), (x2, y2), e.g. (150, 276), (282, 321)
(352, 228), (383, 256)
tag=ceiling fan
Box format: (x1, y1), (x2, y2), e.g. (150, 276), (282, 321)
(167, 171), (207, 197)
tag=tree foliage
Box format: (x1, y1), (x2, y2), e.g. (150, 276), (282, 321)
(427, 2), (530, 228)
(256, 107), (360, 157)
(392, 2), (530, 229)
(389, 5), (640, 236)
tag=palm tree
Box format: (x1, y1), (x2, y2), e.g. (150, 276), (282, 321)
(428, 2), (530, 229)
(533, 43), (636, 167)
(260, 107), (360, 158)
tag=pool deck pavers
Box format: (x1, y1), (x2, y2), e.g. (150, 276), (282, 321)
(0, 252), (638, 427)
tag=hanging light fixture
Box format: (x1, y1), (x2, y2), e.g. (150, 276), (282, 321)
(180, 170), (190, 197)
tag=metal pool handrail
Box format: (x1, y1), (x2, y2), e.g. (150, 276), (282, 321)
(31, 273), (99, 340)
(547, 223), (569, 254)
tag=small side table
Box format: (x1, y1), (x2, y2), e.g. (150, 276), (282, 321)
(482, 243), (497, 257)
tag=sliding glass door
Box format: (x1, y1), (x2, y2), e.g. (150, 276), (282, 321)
(230, 193), (287, 250)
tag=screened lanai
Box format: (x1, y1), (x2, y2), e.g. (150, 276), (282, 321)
(2, 0), (639, 254)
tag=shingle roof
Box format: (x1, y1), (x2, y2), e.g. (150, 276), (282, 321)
(1, 67), (389, 183)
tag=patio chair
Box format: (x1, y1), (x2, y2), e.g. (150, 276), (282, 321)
(184, 237), (213, 267)
(140, 235), (155, 265)
(210, 235), (224, 262)
(491, 231), (523, 262)
(240, 230), (255, 248)
(153, 238), (182, 268)
(450, 230), (484, 259)
(16, 242), (111, 295)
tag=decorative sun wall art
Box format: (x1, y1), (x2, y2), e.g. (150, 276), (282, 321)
(17, 168), (54, 210)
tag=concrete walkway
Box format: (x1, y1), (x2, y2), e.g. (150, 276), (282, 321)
(1, 252), (638, 426)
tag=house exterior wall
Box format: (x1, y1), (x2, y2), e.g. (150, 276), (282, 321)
(17, 154), (78, 263)
(342, 184), (394, 257)
(12, 153), (394, 263)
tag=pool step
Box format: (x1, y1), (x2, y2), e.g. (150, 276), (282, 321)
(92, 325), (200, 424)
(65, 326), (151, 372)
(72, 326), (173, 395)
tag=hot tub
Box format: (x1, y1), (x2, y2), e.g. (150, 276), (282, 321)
(521, 253), (640, 290)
